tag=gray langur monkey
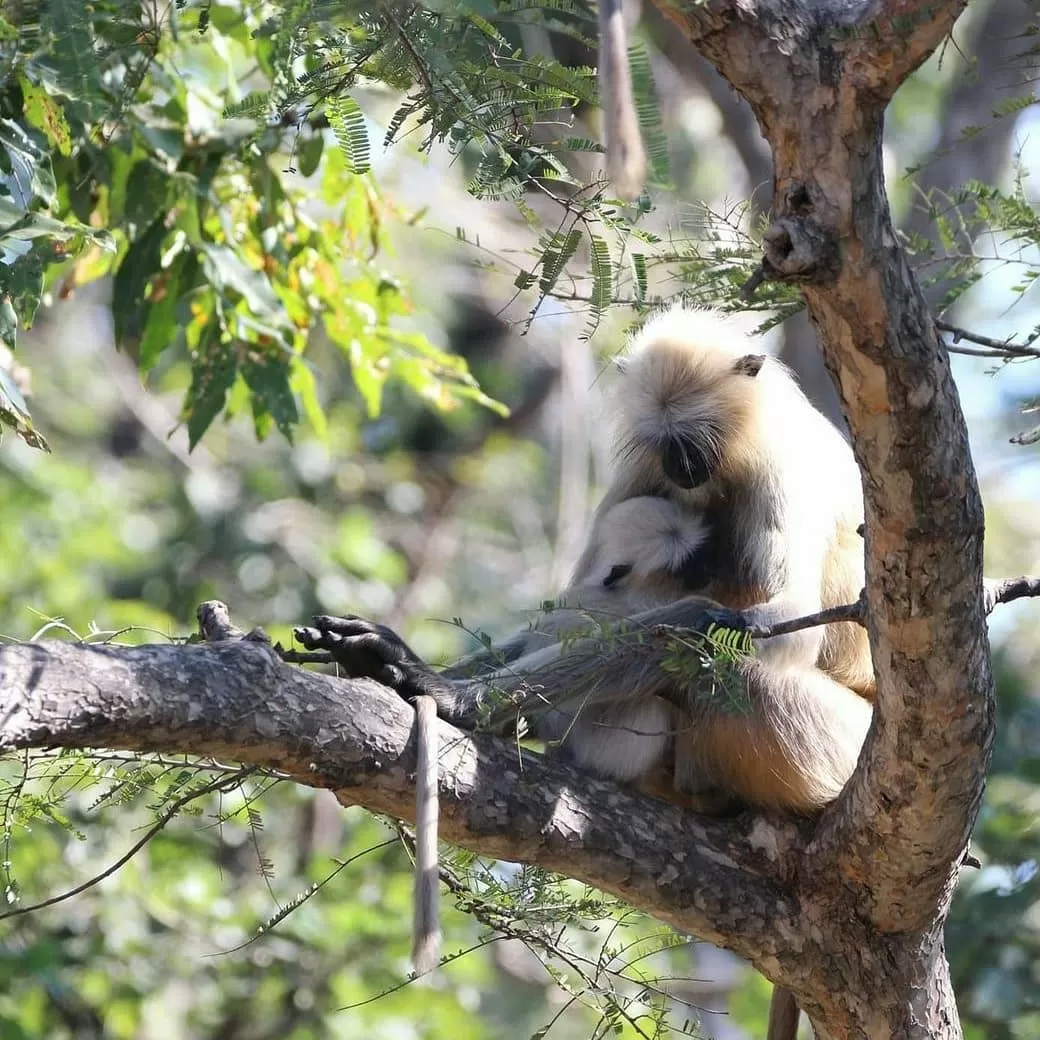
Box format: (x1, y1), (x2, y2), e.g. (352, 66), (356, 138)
(576, 305), (875, 699)
(599, 0), (648, 200)
(296, 308), (874, 813)
(296, 308), (873, 1036)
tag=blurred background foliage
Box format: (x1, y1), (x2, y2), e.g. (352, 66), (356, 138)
(0, 0), (1038, 1037)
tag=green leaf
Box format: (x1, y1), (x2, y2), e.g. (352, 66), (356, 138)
(326, 95), (371, 175)
(19, 78), (72, 157)
(184, 332), (237, 449)
(112, 219), (168, 346)
(242, 351), (299, 442)
(199, 243), (284, 320)
(0, 362), (48, 451)
(538, 228), (581, 297)
(0, 117), (55, 210)
(295, 132), (324, 178)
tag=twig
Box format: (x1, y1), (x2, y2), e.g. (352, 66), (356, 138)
(0, 768), (255, 920)
(936, 320), (1040, 359)
(746, 599), (865, 640)
(747, 574), (1040, 641)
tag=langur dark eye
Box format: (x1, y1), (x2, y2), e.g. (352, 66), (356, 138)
(661, 436), (716, 489)
(733, 353), (765, 377)
(603, 563), (633, 588)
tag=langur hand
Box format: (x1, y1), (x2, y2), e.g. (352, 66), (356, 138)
(294, 615), (438, 702)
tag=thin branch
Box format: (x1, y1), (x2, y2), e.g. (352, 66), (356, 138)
(936, 319), (1040, 359)
(983, 576), (1040, 615)
(749, 575), (1039, 640)
(746, 599), (866, 639)
(0, 767), (255, 920)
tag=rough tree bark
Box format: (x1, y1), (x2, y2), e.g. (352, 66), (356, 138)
(0, 2), (997, 1038)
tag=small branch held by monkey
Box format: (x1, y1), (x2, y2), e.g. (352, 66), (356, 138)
(743, 574), (1040, 642)
(599, 0), (648, 201)
(744, 598), (866, 640)
(411, 694), (442, 976)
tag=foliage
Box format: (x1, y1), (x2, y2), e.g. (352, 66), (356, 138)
(0, 0), (505, 452)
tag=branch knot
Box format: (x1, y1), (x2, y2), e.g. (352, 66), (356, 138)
(761, 217), (841, 284)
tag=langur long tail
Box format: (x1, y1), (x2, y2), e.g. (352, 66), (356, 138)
(411, 695), (441, 976)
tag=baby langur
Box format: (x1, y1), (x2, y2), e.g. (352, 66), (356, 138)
(442, 495), (711, 679)
(599, 0), (648, 200)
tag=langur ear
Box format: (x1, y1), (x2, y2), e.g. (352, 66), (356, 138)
(733, 353), (766, 377)
(613, 354), (630, 375)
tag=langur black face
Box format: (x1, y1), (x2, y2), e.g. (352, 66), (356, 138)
(660, 435), (718, 489)
(657, 352), (766, 489)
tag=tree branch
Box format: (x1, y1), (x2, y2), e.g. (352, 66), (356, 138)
(0, 633), (810, 975)
(745, 575), (1040, 640)
(936, 319), (1040, 359)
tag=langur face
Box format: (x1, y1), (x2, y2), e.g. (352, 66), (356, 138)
(660, 433), (719, 489)
(655, 354), (766, 489)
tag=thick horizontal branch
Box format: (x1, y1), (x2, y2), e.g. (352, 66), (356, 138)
(0, 635), (806, 972)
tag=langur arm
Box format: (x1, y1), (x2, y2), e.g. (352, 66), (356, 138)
(295, 596), (746, 729)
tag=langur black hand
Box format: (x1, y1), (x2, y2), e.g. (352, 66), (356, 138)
(701, 605), (751, 633)
(294, 615), (431, 700)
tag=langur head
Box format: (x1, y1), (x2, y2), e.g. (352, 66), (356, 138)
(590, 496), (711, 593)
(611, 307), (769, 490)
